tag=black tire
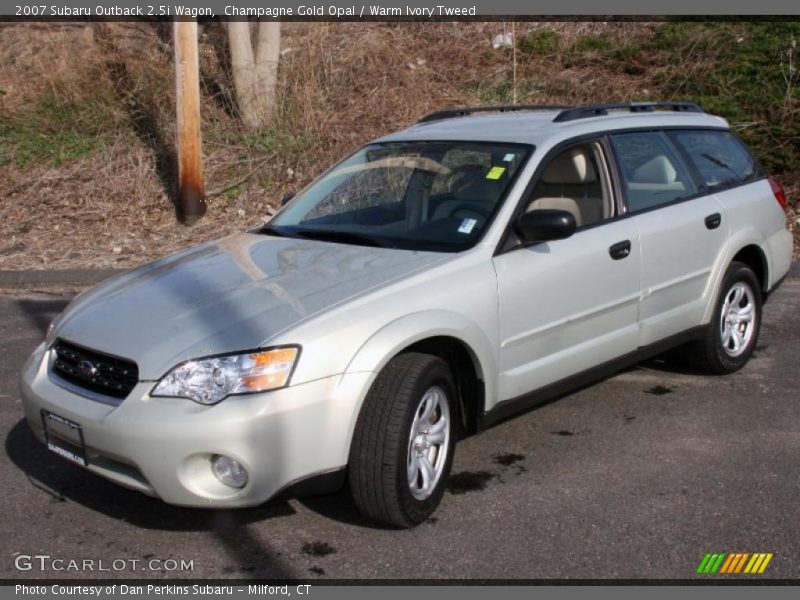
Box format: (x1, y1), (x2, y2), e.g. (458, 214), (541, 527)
(348, 352), (458, 528)
(687, 261), (762, 374)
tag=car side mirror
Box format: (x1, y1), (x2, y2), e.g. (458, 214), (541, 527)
(280, 192), (295, 206)
(515, 209), (577, 243)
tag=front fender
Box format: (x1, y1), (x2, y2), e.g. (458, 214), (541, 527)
(338, 310), (499, 450)
(346, 310), (495, 382)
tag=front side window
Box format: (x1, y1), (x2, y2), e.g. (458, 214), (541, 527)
(525, 141), (613, 228)
(268, 141), (530, 252)
(610, 131), (697, 213)
(669, 130), (761, 190)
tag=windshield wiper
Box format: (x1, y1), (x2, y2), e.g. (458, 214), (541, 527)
(258, 224), (291, 238)
(700, 153), (739, 177)
(291, 228), (393, 248)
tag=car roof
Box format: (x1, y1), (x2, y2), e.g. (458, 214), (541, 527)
(377, 109), (731, 147)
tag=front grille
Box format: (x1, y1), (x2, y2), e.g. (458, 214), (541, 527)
(52, 339), (139, 399)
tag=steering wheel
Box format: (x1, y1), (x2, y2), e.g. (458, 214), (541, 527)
(447, 203), (491, 220)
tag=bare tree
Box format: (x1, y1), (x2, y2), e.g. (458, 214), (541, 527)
(227, 21), (281, 130)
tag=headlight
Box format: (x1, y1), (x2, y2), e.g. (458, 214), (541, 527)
(151, 346), (300, 405)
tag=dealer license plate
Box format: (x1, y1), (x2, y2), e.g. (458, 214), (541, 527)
(41, 410), (87, 467)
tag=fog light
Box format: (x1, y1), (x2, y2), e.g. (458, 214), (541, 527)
(211, 455), (248, 488)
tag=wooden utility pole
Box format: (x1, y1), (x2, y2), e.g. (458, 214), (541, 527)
(173, 20), (206, 224)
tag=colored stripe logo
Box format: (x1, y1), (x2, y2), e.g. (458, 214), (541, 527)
(697, 552), (773, 574)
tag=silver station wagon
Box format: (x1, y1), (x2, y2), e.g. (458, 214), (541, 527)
(21, 102), (793, 527)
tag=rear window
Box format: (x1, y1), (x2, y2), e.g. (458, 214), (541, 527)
(669, 130), (761, 190)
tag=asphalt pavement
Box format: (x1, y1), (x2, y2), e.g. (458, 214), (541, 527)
(1, 273), (799, 580)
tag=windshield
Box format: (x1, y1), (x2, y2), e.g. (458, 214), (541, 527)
(267, 141), (531, 252)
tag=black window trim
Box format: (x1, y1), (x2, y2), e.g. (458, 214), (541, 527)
(494, 124), (767, 256)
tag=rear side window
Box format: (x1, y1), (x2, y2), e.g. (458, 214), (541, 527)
(669, 130), (760, 189)
(610, 131), (697, 213)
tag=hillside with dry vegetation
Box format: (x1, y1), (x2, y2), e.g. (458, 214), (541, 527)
(1, 21), (798, 269)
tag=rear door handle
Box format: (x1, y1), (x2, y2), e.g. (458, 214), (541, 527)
(609, 240), (632, 260)
(705, 213), (722, 230)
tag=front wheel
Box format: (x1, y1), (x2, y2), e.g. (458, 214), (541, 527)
(348, 353), (458, 528)
(687, 261), (762, 374)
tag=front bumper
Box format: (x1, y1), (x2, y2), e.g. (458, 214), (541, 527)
(20, 343), (372, 507)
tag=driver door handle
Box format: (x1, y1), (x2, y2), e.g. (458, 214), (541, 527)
(705, 213), (722, 230)
(609, 240), (632, 260)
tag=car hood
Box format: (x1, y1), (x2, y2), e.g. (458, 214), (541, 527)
(55, 232), (449, 379)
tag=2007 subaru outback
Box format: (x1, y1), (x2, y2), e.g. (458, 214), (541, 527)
(21, 102), (793, 527)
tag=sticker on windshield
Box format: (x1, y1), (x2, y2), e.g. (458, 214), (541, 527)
(458, 218), (477, 234)
(502, 153), (516, 162)
(486, 166), (506, 180)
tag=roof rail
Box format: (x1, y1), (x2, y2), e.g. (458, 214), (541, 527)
(553, 101), (704, 123)
(417, 104), (570, 124)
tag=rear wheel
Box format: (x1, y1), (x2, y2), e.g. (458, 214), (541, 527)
(348, 353), (457, 528)
(687, 261), (762, 374)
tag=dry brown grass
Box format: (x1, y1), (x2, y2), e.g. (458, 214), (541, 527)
(0, 21), (796, 270)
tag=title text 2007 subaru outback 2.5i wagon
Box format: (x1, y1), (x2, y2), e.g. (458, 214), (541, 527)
(21, 102), (793, 527)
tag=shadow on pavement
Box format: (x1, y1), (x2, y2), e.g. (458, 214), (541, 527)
(638, 352), (714, 376)
(296, 489), (385, 530)
(14, 298), (70, 337)
(5, 419), (301, 576)
(5, 420), (295, 531)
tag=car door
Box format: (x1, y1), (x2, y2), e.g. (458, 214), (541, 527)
(609, 130), (729, 346)
(492, 140), (641, 402)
